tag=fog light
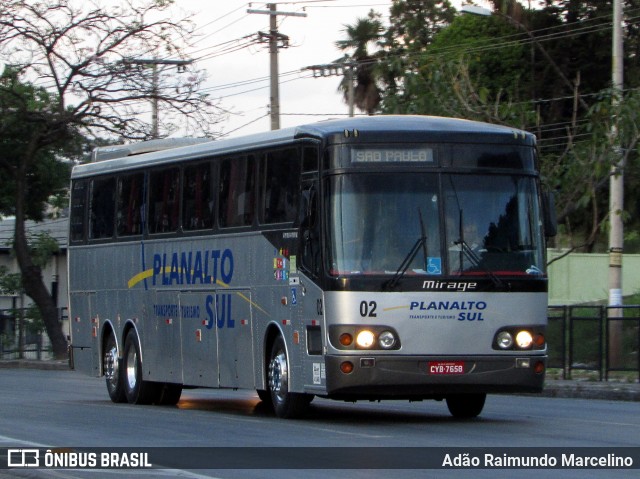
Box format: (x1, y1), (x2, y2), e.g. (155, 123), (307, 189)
(356, 330), (375, 348)
(515, 330), (533, 349)
(534, 360), (545, 374)
(496, 331), (514, 349)
(378, 331), (396, 349)
(340, 361), (354, 374)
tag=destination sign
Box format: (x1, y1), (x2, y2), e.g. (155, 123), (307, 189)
(351, 147), (434, 163)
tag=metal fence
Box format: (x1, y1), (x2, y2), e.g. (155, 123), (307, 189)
(0, 307), (68, 360)
(547, 305), (640, 381)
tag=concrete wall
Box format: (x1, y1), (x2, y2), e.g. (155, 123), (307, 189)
(547, 250), (640, 305)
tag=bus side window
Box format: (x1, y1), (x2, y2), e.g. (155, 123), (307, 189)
(88, 177), (115, 240)
(183, 162), (213, 231)
(149, 167), (180, 234)
(70, 180), (88, 242)
(116, 173), (144, 236)
(299, 183), (320, 276)
(219, 156), (255, 228)
(262, 148), (301, 224)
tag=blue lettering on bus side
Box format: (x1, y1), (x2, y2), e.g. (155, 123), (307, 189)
(205, 295), (215, 329)
(205, 294), (235, 329)
(409, 301), (487, 311)
(151, 248), (234, 286)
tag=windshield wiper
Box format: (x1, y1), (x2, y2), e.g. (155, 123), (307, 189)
(384, 209), (428, 291)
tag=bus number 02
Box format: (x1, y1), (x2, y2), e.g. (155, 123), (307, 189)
(359, 301), (377, 318)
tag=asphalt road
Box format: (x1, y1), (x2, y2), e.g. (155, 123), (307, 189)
(0, 369), (638, 479)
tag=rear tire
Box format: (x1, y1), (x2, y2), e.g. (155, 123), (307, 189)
(267, 336), (313, 418)
(122, 329), (158, 405)
(104, 333), (126, 403)
(446, 393), (486, 418)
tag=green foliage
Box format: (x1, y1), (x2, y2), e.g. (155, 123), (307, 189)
(28, 232), (60, 269)
(0, 68), (75, 221)
(0, 266), (22, 295)
(335, 10), (385, 114)
(342, 0), (640, 252)
(0, 231), (59, 294)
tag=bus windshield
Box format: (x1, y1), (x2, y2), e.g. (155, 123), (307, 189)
(327, 173), (545, 277)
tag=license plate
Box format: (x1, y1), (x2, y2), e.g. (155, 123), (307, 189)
(428, 361), (465, 375)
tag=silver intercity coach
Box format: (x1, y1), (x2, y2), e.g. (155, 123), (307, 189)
(68, 115), (557, 418)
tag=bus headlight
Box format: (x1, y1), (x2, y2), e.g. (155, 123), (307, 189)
(356, 330), (376, 348)
(493, 327), (545, 351)
(515, 330), (533, 349)
(378, 331), (396, 349)
(329, 326), (401, 350)
(496, 331), (514, 349)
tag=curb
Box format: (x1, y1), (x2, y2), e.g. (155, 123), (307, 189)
(541, 380), (640, 402)
(0, 359), (70, 371)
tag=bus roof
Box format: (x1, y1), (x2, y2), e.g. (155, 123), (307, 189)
(72, 115), (535, 178)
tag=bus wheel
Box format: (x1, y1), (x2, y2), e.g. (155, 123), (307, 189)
(267, 336), (312, 418)
(104, 333), (126, 403)
(123, 329), (157, 405)
(445, 393), (486, 418)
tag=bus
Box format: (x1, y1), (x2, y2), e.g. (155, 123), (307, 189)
(68, 115), (556, 418)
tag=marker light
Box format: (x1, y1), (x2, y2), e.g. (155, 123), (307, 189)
(515, 330), (534, 349)
(339, 333), (353, 347)
(378, 331), (396, 349)
(534, 333), (546, 348)
(356, 330), (375, 348)
(496, 331), (514, 349)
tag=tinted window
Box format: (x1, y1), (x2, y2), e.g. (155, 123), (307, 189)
(116, 173), (144, 236)
(261, 148), (301, 224)
(149, 168), (180, 234)
(219, 156), (256, 228)
(70, 180), (88, 242)
(89, 177), (116, 240)
(183, 162), (214, 231)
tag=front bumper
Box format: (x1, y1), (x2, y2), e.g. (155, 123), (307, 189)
(323, 354), (546, 400)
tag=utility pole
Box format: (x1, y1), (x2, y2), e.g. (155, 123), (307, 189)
(608, 0), (624, 367)
(305, 62), (356, 117)
(123, 58), (193, 138)
(248, 3), (306, 130)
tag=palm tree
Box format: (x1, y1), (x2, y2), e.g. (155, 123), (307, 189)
(335, 11), (384, 115)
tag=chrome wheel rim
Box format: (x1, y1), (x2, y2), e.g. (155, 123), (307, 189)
(104, 346), (119, 388)
(268, 350), (288, 402)
(125, 346), (138, 391)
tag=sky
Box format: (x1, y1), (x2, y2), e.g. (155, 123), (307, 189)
(175, 1), (396, 138)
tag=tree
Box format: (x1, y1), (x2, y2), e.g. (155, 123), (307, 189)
(335, 10), (385, 114)
(381, 11), (532, 125)
(344, 0), (640, 252)
(378, 0), (456, 114)
(0, 0), (223, 359)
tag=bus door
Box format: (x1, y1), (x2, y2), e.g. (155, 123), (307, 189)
(151, 290), (185, 384)
(69, 291), (98, 376)
(216, 289), (254, 389)
(178, 291), (218, 388)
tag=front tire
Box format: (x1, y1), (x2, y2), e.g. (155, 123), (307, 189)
(446, 393), (486, 418)
(155, 383), (183, 406)
(104, 333), (126, 403)
(122, 329), (158, 405)
(267, 336), (313, 418)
